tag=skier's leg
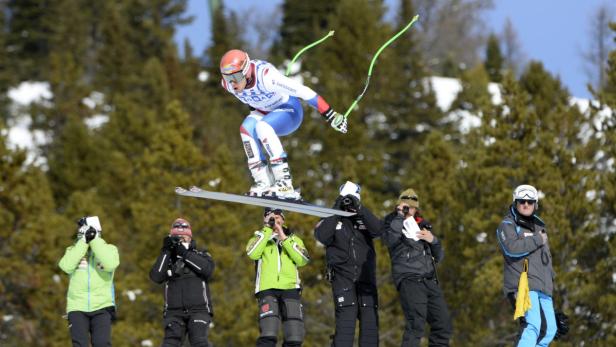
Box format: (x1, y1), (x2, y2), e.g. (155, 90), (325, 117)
(280, 290), (304, 347)
(399, 279), (428, 347)
(161, 311), (186, 347)
(357, 283), (379, 347)
(425, 279), (452, 347)
(331, 277), (358, 347)
(240, 113), (273, 195)
(537, 293), (557, 347)
(257, 295), (280, 347)
(67, 311), (90, 347)
(256, 97), (304, 199)
(517, 291), (542, 347)
(187, 311), (212, 347)
(89, 308), (112, 347)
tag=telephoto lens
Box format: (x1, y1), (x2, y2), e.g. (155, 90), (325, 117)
(268, 217), (275, 228)
(342, 197), (353, 206)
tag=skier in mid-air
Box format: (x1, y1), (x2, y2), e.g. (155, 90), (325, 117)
(219, 49), (347, 200)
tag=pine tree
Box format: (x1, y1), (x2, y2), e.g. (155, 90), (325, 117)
(484, 33), (504, 83)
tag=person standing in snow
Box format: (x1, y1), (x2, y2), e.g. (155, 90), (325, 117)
(246, 208), (310, 346)
(150, 218), (215, 347)
(59, 216), (119, 347)
(219, 49), (347, 199)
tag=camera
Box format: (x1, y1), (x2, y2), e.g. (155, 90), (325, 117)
(402, 205), (410, 215)
(170, 235), (182, 246)
(419, 221), (432, 231)
(268, 217), (276, 228)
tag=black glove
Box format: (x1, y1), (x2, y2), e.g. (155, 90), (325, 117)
(333, 196), (345, 210)
(554, 311), (569, 340)
(85, 227), (97, 243)
(176, 241), (193, 257)
(162, 236), (178, 252)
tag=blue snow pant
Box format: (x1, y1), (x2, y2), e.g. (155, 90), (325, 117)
(239, 97), (303, 161)
(512, 291), (557, 347)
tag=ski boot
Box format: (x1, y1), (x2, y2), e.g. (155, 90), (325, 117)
(266, 158), (301, 200)
(247, 161), (274, 197)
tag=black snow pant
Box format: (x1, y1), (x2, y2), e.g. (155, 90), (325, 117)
(68, 307), (113, 347)
(330, 275), (379, 347)
(398, 277), (452, 347)
(162, 308), (212, 347)
(255, 289), (304, 347)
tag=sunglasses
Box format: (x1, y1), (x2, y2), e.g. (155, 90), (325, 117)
(265, 209), (283, 216)
(222, 71), (246, 84)
(516, 199), (536, 206)
(400, 195), (418, 201)
(172, 222), (190, 229)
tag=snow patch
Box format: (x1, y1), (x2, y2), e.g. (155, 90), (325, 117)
(476, 232), (487, 243)
(85, 114), (109, 129)
(3, 315), (13, 322)
(208, 178), (221, 188)
(53, 274), (61, 283)
(430, 77), (462, 112)
(141, 340), (153, 347)
(198, 71), (209, 82)
(8, 81), (52, 105)
(124, 289), (143, 302)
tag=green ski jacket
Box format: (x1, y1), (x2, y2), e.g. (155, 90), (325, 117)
(246, 227), (310, 293)
(58, 238), (120, 313)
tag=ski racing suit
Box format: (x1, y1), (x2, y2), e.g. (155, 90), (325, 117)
(150, 240), (215, 347)
(221, 59), (335, 194)
(246, 226), (310, 347)
(496, 206), (557, 347)
(314, 206), (383, 347)
(382, 211), (452, 347)
(58, 237), (120, 347)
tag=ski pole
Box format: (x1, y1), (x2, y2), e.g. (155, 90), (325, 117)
(285, 30), (335, 76)
(343, 14), (419, 119)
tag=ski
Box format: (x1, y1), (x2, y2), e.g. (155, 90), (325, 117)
(175, 186), (355, 218)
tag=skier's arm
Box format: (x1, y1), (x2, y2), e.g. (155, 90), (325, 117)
(262, 66), (332, 113)
(89, 238), (120, 272)
(281, 235), (310, 267)
(246, 227), (274, 260)
(314, 216), (339, 246)
(382, 213), (405, 248)
(429, 236), (445, 263)
(149, 250), (172, 284)
(496, 221), (544, 258)
(359, 207), (383, 238)
(58, 240), (89, 275)
(182, 250), (215, 280)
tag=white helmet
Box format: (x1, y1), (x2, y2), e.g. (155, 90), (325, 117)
(513, 184), (539, 206)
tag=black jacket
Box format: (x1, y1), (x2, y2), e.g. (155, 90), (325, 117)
(382, 211), (444, 288)
(314, 206), (382, 283)
(149, 240), (215, 314)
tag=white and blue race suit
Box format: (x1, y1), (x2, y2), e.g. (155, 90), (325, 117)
(221, 59), (331, 166)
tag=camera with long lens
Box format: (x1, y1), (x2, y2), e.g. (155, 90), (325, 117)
(340, 196), (356, 211)
(268, 217), (276, 228)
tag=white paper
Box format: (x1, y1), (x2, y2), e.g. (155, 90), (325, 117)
(402, 217), (420, 241)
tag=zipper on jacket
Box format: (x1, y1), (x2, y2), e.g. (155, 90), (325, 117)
(164, 283), (168, 311)
(87, 252), (91, 311)
(202, 281), (210, 313)
(277, 241), (281, 282)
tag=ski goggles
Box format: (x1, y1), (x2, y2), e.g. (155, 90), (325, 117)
(172, 222), (191, 229)
(399, 195), (419, 201)
(264, 208), (285, 218)
(222, 71), (246, 84)
(515, 199), (536, 206)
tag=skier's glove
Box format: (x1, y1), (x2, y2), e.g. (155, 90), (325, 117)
(554, 311), (569, 340)
(162, 236), (175, 252)
(85, 227), (98, 243)
(322, 108), (347, 134)
(333, 196), (345, 210)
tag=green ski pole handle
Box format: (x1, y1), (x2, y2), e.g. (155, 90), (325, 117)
(343, 14), (420, 119)
(285, 30), (335, 76)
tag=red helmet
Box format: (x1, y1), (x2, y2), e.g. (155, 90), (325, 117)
(220, 49), (250, 84)
(170, 218), (192, 237)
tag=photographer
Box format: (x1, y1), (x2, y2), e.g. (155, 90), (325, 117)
(149, 218), (215, 347)
(314, 181), (382, 347)
(382, 189), (452, 347)
(246, 208), (310, 347)
(58, 216), (119, 347)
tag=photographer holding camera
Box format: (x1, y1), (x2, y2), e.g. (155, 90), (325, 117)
(314, 181), (382, 347)
(382, 189), (452, 347)
(149, 218), (215, 347)
(246, 208), (310, 347)
(59, 216), (119, 347)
